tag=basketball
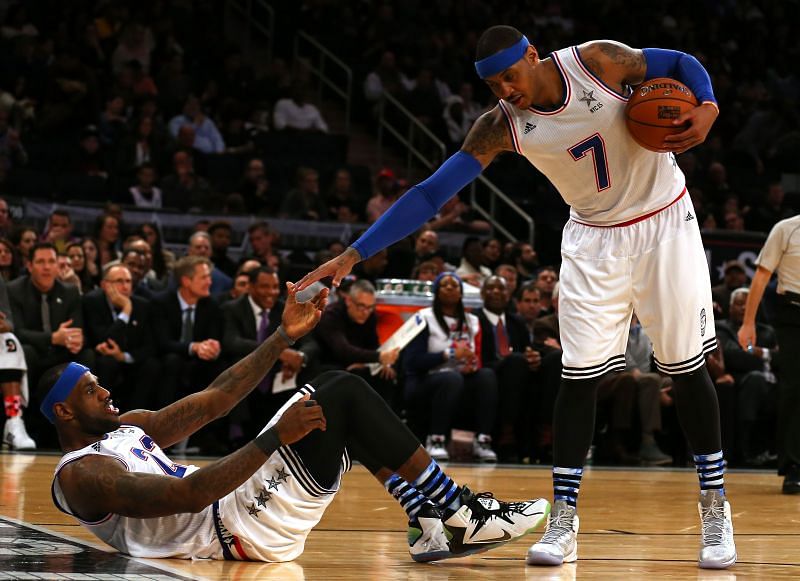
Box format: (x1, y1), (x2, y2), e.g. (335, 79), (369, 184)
(625, 78), (698, 152)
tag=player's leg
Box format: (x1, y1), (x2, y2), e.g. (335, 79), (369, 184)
(528, 222), (633, 566)
(291, 370), (549, 559)
(632, 195), (735, 569)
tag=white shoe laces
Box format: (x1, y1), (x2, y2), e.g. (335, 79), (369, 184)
(700, 503), (727, 546)
(541, 510), (574, 544)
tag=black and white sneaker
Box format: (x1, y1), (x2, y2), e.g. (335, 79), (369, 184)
(408, 504), (452, 562)
(443, 486), (550, 554)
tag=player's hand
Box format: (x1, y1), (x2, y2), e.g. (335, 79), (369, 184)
(281, 282), (329, 341)
(737, 322), (757, 352)
(274, 394), (326, 444)
(295, 247), (361, 291)
(662, 102), (718, 153)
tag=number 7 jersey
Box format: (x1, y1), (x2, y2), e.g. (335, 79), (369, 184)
(497, 46), (685, 226)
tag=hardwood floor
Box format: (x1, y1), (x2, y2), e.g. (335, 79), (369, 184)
(2, 452), (798, 579)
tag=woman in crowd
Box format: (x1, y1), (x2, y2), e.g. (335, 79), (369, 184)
(403, 272), (498, 463)
(139, 222), (174, 280)
(0, 238), (21, 281)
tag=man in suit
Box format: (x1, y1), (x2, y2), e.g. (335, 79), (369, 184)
(476, 275), (560, 462)
(153, 256), (224, 406)
(8, 243), (92, 386)
(8, 242), (92, 447)
(222, 266), (318, 442)
(82, 264), (160, 411)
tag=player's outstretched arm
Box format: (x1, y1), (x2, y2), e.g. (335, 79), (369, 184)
(295, 108), (513, 291)
(121, 283), (328, 448)
(59, 396), (326, 520)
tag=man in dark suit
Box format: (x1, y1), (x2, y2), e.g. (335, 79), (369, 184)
(8, 242), (93, 447)
(222, 266), (319, 442)
(82, 264), (160, 411)
(8, 243), (92, 386)
(153, 256), (225, 409)
(477, 275), (560, 462)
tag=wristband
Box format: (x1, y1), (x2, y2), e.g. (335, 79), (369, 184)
(254, 426), (282, 456)
(277, 325), (296, 345)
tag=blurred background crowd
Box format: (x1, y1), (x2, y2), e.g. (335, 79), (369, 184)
(0, 0), (796, 468)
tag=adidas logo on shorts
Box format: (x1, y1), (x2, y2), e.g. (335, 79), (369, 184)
(685, 211), (694, 221)
(524, 122), (536, 134)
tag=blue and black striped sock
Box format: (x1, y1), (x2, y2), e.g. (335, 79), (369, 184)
(411, 460), (463, 512)
(553, 466), (583, 507)
(694, 451), (726, 496)
(384, 474), (434, 521)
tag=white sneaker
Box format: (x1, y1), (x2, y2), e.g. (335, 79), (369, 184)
(3, 417), (36, 450)
(425, 435), (449, 462)
(444, 487), (549, 549)
(473, 434), (497, 463)
(698, 490), (736, 569)
(407, 504), (452, 562)
(526, 500), (579, 565)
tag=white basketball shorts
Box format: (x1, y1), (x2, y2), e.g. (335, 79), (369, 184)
(559, 192), (716, 379)
(216, 384), (351, 562)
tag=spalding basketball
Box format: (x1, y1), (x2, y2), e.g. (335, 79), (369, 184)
(625, 78), (698, 152)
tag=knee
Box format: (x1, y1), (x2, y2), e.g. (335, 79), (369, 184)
(313, 370), (371, 401)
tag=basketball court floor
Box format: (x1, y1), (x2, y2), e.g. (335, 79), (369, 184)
(2, 452), (797, 579)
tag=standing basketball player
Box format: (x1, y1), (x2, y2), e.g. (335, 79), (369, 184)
(43, 282), (548, 563)
(298, 26), (735, 568)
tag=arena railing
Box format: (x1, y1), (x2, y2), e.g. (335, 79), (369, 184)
(17, 199), (472, 262)
(293, 31), (353, 134)
(377, 92), (535, 246)
(225, 0), (275, 61)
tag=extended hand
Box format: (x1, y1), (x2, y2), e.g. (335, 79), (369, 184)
(662, 102), (718, 153)
(280, 282), (329, 341)
(274, 394), (327, 445)
(295, 247), (361, 291)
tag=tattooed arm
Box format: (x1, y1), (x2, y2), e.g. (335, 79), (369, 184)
(461, 107), (516, 167)
(578, 41), (647, 90)
(120, 283), (329, 448)
(59, 397), (326, 520)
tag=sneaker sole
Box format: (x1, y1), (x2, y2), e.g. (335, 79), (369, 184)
(698, 552), (737, 569)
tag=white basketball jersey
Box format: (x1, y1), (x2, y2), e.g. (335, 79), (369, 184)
(51, 425), (221, 559)
(498, 46), (685, 225)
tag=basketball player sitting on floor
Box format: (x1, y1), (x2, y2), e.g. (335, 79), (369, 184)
(42, 282), (549, 563)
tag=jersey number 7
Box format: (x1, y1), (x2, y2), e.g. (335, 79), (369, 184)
(568, 133), (611, 192)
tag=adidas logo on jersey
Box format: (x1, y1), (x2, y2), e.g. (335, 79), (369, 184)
(685, 211), (695, 221)
(524, 122), (536, 134)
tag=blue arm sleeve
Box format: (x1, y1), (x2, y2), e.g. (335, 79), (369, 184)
(642, 48), (716, 104)
(351, 151), (483, 259)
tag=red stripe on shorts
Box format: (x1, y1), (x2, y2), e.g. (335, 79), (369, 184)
(572, 188), (686, 228)
(232, 535), (251, 560)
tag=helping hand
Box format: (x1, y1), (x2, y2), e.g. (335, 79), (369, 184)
(280, 282), (329, 342)
(295, 247), (361, 291)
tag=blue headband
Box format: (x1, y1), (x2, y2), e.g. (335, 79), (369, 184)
(433, 271), (464, 295)
(40, 363), (90, 424)
(475, 35), (530, 79)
